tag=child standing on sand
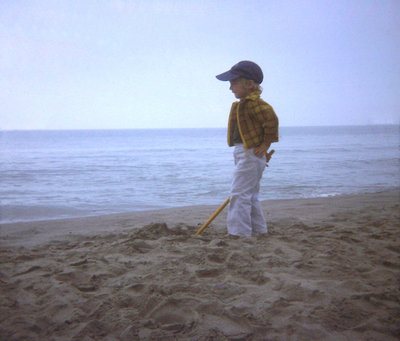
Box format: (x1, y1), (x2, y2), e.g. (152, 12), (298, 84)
(216, 61), (279, 237)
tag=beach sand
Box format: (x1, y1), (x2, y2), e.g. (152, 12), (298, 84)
(1, 189), (399, 340)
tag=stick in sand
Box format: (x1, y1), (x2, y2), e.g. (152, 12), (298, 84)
(195, 196), (231, 235)
(195, 149), (275, 235)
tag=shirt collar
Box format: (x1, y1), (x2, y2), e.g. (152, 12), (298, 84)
(240, 90), (261, 102)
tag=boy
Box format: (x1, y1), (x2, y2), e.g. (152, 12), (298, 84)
(216, 61), (279, 237)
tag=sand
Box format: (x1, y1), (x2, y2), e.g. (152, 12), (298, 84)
(0, 189), (399, 340)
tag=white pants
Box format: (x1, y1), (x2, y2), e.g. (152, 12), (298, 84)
(227, 144), (268, 237)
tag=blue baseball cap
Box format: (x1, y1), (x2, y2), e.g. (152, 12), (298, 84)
(216, 60), (263, 84)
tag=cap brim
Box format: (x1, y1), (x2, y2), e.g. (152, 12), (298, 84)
(216, 70), (240, 81)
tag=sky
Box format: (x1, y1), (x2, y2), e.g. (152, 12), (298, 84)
(1, 0), (399, 130)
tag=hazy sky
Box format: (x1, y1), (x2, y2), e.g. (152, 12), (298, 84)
(1, 0), (399, 130)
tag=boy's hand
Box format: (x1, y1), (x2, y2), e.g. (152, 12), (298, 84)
(266, 149), (275, 166)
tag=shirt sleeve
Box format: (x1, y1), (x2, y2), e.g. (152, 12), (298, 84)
(254, 103), (279, 144)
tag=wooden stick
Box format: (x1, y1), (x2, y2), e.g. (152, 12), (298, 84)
(195, 196), (231, 235)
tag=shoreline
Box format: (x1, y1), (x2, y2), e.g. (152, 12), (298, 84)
(1, 188), (398, 249)
(0, 188), (399, 340)
(2, 186), (399, 225)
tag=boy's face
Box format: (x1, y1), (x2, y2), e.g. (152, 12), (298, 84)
(229, 78), (254, 99)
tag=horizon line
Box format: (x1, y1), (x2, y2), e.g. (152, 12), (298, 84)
(1, 123), (399, 132)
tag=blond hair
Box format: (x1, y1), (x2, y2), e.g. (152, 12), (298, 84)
(240, 78), (263, 93)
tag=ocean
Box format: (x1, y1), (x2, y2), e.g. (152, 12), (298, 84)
(1, 125), (399, 223)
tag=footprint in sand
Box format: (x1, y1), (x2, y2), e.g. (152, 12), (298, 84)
(197, 303), (252, 338)
(55, 271), (97, 292)
(206, 252), (226, 264)
(195, 267), (223, 278)
(146, 298), (199, 331)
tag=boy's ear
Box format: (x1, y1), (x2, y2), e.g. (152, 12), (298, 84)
(245, 79), (255, 89)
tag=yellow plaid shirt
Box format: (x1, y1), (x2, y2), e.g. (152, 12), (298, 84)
(227, 90), (279, 149)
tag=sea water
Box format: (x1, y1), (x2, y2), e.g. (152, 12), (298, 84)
(1, 125), (399, 223)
